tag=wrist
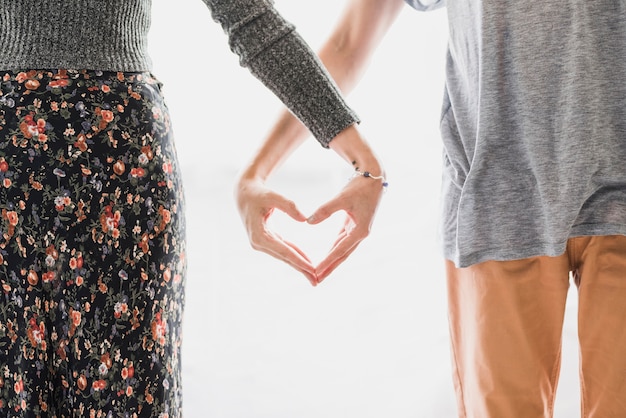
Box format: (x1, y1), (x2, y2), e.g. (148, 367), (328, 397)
(238, 161), (269, 185)
(329, 124), (385, 177)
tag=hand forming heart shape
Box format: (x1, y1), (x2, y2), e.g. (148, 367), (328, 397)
(267, 209), (344, 265)
(236, 173), (384, 286)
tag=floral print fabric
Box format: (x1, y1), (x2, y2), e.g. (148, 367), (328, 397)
(0, 70), (186, 417)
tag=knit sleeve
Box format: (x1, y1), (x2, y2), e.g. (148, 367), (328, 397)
(203, 0), (359, 148)
(404, 0), (446, 11)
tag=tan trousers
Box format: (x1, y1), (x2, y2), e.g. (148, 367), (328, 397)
(446, 236), (626, 418)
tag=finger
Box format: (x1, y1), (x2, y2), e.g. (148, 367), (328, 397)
(263, 244), (318, 286)
(328, 218), (356, 249)
(316, 245), (357, 284)
(315, 228), (366, 283)
(251, 230), (317, 285)
(270, 193), (307, 222)
(264, 231), (311, 263)
(282, 239), (313, 264)
(329, 228), (349, 250)
(307, 196), (345, 225)
(316, 243), (360, 284)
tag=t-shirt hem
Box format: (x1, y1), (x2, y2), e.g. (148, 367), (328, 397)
(446, 223), (626, 268)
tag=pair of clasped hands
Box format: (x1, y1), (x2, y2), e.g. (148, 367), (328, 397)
(236, 124), (385, 286)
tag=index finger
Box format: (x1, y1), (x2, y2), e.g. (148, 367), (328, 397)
(252, 230), (318, 286)
(315, 226), (367, 283)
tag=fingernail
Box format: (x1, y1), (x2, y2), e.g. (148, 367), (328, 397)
(307, 215), (316, 223)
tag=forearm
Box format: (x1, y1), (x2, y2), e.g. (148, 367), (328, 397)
(204, 0), (359, 147)
(239, 111), (313, 181)
(316, 0), (406, 96)
(241, 0), (404, 178)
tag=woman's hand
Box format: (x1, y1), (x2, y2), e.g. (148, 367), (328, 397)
(235, 124), (384, 286)
(308, 172), (385, 283)
(236, 173), (318, 286)
(309, 126), (386, 283)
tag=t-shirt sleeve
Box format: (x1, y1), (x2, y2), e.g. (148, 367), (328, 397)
(404, 0), (446, 11)
(203, 0), (359, 148)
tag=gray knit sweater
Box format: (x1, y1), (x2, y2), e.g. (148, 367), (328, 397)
(0, 0), (358, 146)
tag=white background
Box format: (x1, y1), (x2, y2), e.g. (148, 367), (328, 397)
(148, 1), (581, 416)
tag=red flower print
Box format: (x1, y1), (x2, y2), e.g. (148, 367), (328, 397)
(101, 353), (113, 369)
(19, 122), (35, 140)
(141, 145), (154, 160)
(15, 72), (28, 83)
(24, 79), (40, 90)
(29, 174), (43, 191)
(13, 379), (24, 394)
(42, 271), (56, 283)
(151, 311), (167, 346)
(139, 233), (150, 253)
(49, 71), (69, 89)
(114, 302), (128, 319)
(113, 160), (126, 175)
(68, 308), (82, 337)
(69, 253), (83, 270)
(16, 70), (39, 88)
(121, 363), (136, 382)
(54, 196), (67, 211)
(72, 310), (81, 326)
(6, 211), (18, 226)
(101, 110), (114, 123)
(100, 205), (122, 236)
(130, 167), (145, 178)
(27, 319), (46, 349)
(157, 205), (171, 232)
(45, 245), (59, 260)
(74, 133), (88, 152)
(77, 375), (88, 391)
(92, 380), (107, 391)
(27, 270), (39, 286)
(19, 115), (47, 140)
(48, 79), (69, 88)
(3, 209), (18, 237)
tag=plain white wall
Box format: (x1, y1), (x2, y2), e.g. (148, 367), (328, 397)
(148, 1), (581, 417)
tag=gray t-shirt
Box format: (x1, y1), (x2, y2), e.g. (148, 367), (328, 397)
(407, 0), (626, 267)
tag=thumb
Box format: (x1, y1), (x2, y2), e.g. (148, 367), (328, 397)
(307, 197), (342, 225)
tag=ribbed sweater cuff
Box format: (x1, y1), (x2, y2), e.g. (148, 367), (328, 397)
(207, 0), (359, 147)
(246, 30), (360, 147)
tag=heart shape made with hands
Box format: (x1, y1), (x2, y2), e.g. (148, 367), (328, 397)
(266, 209), (347, 266)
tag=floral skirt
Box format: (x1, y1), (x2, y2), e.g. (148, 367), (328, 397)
(0, 70), (186, 417)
